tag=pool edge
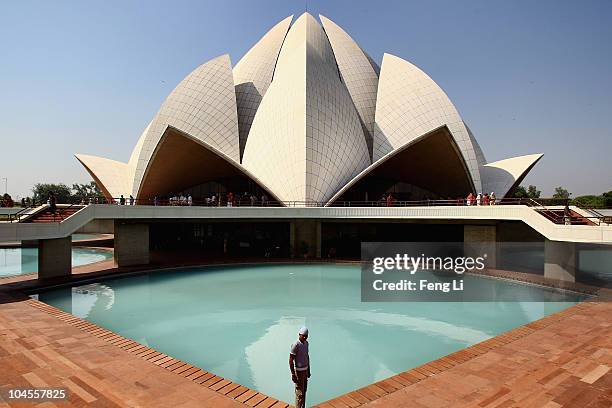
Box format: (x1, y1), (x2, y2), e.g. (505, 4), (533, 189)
(7, 261), (611, 407)
(24, 297), (291, 408)
(313, 301), (597, 407)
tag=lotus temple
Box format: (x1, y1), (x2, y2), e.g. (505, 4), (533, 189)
(1, 12), (611, 408)
(75, 13), (541, 205)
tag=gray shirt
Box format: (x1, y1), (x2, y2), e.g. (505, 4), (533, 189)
(290, 340), (309, 371)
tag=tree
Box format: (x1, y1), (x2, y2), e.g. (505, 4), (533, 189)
(512, 186), (528, 198)
(552, 186), (571, 200)
(512, 185), (541, 199)
(32, 183), (72, 205)
(572, 195), (604, 208)
(526, 185), (541, 199)
(602, 191), (612, 208)
(0, 193), (14, 207)
(72, 182), (104, 203)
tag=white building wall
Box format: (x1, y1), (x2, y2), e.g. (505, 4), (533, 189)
(481, 153), (543, 198)
(373, 53), (482, 192)
(233, 15), (293, 159)
(320, 15), (379, 158)
(242, 13), (370, 204)
(132, 54), (239, 197)
(75, 154), (131, 200)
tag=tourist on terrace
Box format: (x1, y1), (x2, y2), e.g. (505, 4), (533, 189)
(129, 195), (134, 206)
(227, 192), (234, 207)
(386, 193), (394, 207)
(476, 193), (482, 206)
(289, 326), (311, 408)
(466, 192), (474, 206)
(483, 193), (490, 206)
(153, 196), (159, 206)
(187, 194), (193, 206)
(261, 194), (268, 206)
(119, 195), (125, 205)
(48, 192), (57, 214)
(490, 192), (496, 205)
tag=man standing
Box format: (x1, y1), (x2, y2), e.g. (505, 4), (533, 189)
(289, 326), (310, 408)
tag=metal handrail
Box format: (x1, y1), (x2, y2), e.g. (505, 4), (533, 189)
(98, 196), (531, 208)
(6, 195), (609, 226)
(7, 206), (34, 222)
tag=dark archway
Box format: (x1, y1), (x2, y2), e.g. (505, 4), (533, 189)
(330, 126), (475, 203)
(137, 126), (277, 203)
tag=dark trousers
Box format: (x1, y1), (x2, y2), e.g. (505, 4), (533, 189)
(295, 370), (308, 408)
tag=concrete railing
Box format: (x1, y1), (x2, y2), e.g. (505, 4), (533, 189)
(0, 204), (611, 244)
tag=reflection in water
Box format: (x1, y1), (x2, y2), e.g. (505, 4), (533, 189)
(37, 264), (583, 405)
(0, 248), (112, 277)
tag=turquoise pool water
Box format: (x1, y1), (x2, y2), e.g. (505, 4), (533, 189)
(0, 247), (112, 277)
(36, 264), (584, 405)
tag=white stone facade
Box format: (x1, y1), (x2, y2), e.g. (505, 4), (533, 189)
(76, 13), (542, 205)
(320, 15), (379, 158)
(132, 54), (239, 197)
(480, 154), (544, 198)
(242, 14), (370, 203)
(233, 15), (293, 159)
(373, 53), (483, 191)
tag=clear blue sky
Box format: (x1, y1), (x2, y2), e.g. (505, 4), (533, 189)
(1, 0), (610, 199)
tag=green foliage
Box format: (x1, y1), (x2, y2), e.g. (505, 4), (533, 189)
(602, 191), (612, 207)
(572, 191), (612, 209)
(32, 183), (72, 204)
(31, 182), (105, 205)
(512, 186), (528, 198)
(552, 186), (571, 199)
(572, 195), (604, 208)
(512, 184), (541, 199)
(526, 185), (541, 198)
(72, 182), (104, 202)
(0, 193), (14, 207)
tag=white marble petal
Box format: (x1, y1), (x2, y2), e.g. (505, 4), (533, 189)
(241, 13), (370, 204)
(233, 15), (293, 159)
(132, 54), (239, 197)
(320, 15), (379, 158)
(373, 53), (482, 192)
(481, 154), (544, 198)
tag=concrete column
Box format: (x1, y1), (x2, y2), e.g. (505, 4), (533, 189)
(38, 237), (72, 279)
(544, 239), (576, 282)
(76, 219), (114, 234)
(464, 225), (497, 269)
(290, 219), (321, 259)
(114, 222), (149, 267)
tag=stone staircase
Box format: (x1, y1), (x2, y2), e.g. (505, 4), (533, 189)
(24, 205), (84, 223)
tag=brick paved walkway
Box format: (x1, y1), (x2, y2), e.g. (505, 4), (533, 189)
(315, 301), (611, 408)
(0, 291), (290, 407)
(0, 259), (610, 407)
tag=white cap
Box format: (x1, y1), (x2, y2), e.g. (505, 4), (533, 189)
(299, 326), (309, 336)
